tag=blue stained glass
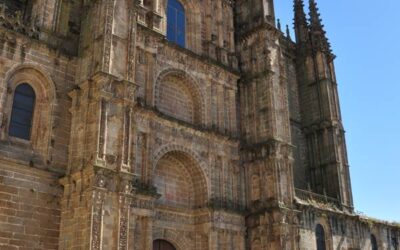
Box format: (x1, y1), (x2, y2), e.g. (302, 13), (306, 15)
(9, 83), (35, 140)
(166, 0), (185, 47)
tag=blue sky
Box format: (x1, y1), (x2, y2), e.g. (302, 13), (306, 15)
(275, 0), (400, 222)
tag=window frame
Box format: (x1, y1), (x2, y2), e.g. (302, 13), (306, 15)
(371, 234), (378, 250)
(8, 83), (36, 141)
(1, 65), (56, 160)
(316, 224), (327, 250)
(166, 0), (186, 47)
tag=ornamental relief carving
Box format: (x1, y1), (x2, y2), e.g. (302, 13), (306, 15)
(155, 52), (238, 89)
(131, 197), (155, 210)
(100, 79), (137, 102)
(155, 210), (194, 225)
(91, 189), (105, 250)
(212, 211), (245, 227)
(118, 195), (132, 250)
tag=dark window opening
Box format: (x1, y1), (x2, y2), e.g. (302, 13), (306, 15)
(166, 0), (185, 47)
(143, 0), (152, 8)
(371, 234), (378, 250)
(392, 236), (398, 250)
(153, 240), (176, 250)
(9, 83), (35, 140)
(316, 224), (326, 250)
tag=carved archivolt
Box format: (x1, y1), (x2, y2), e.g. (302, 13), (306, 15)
(154, 69), (205, 125)
(152, 144), (209, 208)
(152, 144), (209, 178)
(153, 228), (192, 250)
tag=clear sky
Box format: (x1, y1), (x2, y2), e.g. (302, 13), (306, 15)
(275, 0), (400, 222)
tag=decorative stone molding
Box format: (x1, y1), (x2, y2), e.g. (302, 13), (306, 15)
(90, 188), (106, 250)
(154, 68), (206, 125)
(0, 7), (40, 39)
(1, 64), (56, 162)
(152, 143), (209, 178)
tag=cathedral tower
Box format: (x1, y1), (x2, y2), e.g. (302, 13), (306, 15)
(0, 0), (399, 249)
(294, 0), (353, 210)
(235, 0), (297, 249)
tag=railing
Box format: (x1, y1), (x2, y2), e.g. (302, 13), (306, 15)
(295, 188), (340, 207)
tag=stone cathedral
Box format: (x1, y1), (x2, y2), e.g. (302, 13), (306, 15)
(0, 0), (398, 249)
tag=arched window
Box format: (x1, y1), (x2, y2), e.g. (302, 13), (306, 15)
(9, 83), (35, 140)
(166, 0), (185, 47)
(316, 224), (326, 250)
(153, 239), (176, 250)
(371, 234), (378, 250)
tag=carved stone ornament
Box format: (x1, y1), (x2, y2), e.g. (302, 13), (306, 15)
(91, 190), (105, 250)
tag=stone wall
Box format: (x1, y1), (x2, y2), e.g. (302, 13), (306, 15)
(0, 7), (76, 249)
(0, 29), (76, 172)
(0, 159), (61, 250)
(0, 0), (399, 250)
(297, 202), (400, 250)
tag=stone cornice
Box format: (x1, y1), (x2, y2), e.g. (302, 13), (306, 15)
(133, 104), (240, 145)
(240, 139), (295, 162)
(236, 22), (281, 45)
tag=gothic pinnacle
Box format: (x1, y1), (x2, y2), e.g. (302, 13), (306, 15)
(294, 0), (307, 27)
(286, 25), (292, 40)
(277, 18), (282, 31)
(309, 0), (324, 33)
(308, 0), (333, 55)
(293, 0), (308, 43)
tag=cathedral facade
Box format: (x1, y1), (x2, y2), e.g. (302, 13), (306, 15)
(0, 0), (398, 249)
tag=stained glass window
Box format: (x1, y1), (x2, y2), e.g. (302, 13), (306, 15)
(9, 83), (35, 140)
(167, 0), (185, 47)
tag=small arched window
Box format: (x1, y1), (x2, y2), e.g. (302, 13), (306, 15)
(166, 0), (185, 47)
(316, 224), (326, 250)
(371, 234), (378, 250)
(9, 83), (35, 140)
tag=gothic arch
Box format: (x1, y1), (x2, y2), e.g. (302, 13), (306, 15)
(152, 144), (209, 177)
(1, 64), (56, 160)
(152, 144), (209, 208)
(154, 69), (205, 125)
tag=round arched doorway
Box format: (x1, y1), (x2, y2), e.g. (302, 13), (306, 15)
(153, 239), (176, 250)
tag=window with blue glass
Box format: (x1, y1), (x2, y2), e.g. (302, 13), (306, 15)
(9, 83), (36, 140)
(167, 0), (185, 47)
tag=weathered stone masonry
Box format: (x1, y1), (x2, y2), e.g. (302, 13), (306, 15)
(0, 0), (398, 250)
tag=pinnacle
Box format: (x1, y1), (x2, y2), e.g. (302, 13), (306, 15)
(308, 0), (333, 55)
(308, 0), (324, 32)
(294, 0), (307, 27)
